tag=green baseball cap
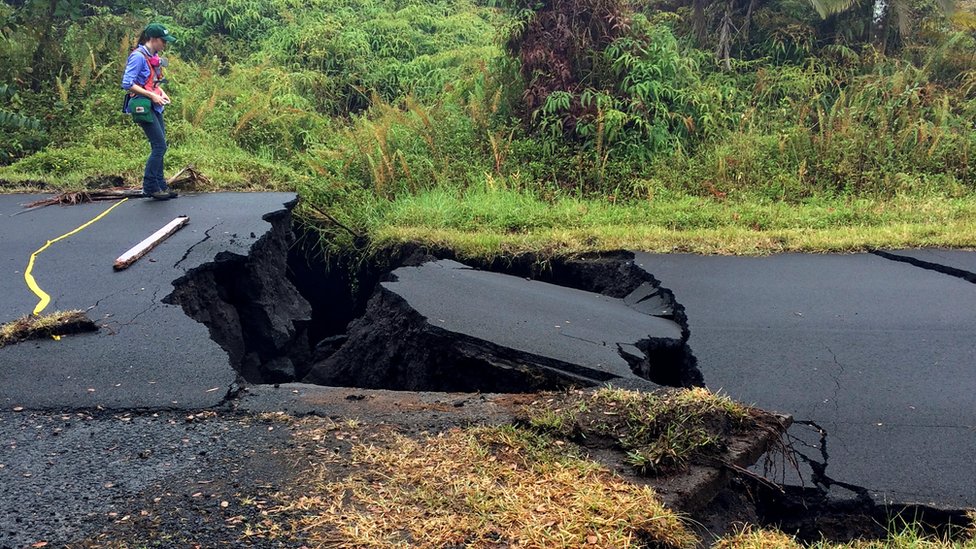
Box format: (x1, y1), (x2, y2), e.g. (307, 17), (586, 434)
(144, 23), (175, 43)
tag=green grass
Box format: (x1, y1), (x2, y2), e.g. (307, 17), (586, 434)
(312, 184), (976, 258)
(0, 118), (307, 191)
(716, 521), (976, 548)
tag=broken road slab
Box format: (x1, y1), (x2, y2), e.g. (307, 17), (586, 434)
(304, 259), (699, 391)
(633, 251), (976, 508)
(0, 193), (298, 410)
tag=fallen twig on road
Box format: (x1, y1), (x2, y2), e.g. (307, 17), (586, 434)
(166, 165), (212, 190)
(20, 189), (144, 212)
(18, 165), (211, 213)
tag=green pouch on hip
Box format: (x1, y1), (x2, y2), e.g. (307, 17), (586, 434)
(130, 96), (154, 124)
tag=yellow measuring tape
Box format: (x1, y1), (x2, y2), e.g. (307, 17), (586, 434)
(24, 198), (130, 316)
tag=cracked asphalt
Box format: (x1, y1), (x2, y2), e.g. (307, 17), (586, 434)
(0, 193), (296, 410)
(634, 251), (976, 508)
(2, 191), (974, 544)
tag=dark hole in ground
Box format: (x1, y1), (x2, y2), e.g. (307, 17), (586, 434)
(750, 482), (973, 544)
(691, 481), (975, 546)
(159, 205), (974, 544)
(163, 207), (701, 392)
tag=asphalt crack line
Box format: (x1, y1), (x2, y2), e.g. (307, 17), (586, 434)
(872, 250), (976, 285)
(557, 332), (607, 346)
(821, 344), (844, 415)
(174, 222), (221, 271)
(789, 420), (873, 499)
(116, 285), (165, 331)
(89, 282), (143, 312)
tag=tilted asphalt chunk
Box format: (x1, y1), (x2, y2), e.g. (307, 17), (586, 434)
(304, 259), (701, 392)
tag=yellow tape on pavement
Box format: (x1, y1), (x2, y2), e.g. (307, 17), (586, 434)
(24, 198), (130, 316)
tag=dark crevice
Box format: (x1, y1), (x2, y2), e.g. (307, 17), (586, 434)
(732, 420), (975, 544)
(163, 201), (312, 384)
(163, 205), (702, 391)
(872, 249), (976, 284)
(745, 479), (974, 544)
(174, 222), (221, 270)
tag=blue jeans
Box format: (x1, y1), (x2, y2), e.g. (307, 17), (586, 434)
(138, 109), (168, 194)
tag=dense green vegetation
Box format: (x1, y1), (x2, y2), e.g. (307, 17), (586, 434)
(1, 0), (975, 255)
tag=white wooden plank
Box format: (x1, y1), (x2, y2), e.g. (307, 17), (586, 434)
(113, 216), (190, 271)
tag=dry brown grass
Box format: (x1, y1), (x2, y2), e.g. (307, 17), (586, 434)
(0, 310), (96, 348)
(714, 526), (805, 549)
(272, 423), (695, 548)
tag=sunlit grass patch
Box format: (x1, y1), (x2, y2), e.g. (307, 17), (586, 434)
(0, 310), (97, 348)
(524, 387), (754, 475)
(363, 187), (976, 258)
(273, 424), (695, 548)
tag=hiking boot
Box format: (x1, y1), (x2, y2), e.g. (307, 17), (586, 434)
(150, 191), (171, 200)
(165, 189), (179, 198)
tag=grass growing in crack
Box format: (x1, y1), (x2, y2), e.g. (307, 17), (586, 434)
(525, 387), (753, 476)
(271, 422), (695, 548)
(0, 310), (97, 348)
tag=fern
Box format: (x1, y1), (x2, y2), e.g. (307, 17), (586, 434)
(0, 109), (40, 130)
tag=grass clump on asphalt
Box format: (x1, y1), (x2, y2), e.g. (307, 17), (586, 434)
(0, 310), (97, 348)
(524, 387), (753, 475)
(271, 422), (695, 549)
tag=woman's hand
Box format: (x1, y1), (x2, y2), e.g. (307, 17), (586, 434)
(149, 93), (167, 107)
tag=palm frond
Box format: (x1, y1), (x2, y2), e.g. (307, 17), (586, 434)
(808, 0), (861, 18)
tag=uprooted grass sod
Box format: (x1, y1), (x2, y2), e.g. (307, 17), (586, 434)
(524, 387), (753, 476)
(0, 310), (97, 348)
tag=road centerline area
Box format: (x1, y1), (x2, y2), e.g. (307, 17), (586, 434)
(23, 198), (130, 316)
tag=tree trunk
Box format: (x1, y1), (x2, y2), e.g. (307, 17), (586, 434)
(872, 0), (890, 53)
(28, 0), (58, 91)
(715, 0), (736, 71)
(693, 0), (708, 44)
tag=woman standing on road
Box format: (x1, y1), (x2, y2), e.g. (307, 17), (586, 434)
(121, 23), (177, 201)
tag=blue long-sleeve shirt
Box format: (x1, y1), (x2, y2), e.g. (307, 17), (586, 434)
(121, 45), (163, 114)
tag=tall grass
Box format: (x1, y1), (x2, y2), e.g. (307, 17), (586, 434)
(2, 0), (976, 257)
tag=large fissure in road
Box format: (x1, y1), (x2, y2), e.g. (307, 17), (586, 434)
(163, 205), (703, 392)
(160, 203), (974, 542)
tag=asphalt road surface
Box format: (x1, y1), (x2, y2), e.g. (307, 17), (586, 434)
(1, 191), (973, 513)
(634, 251), (976, 508)
(0, 193), (296, 410)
